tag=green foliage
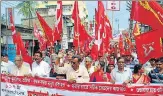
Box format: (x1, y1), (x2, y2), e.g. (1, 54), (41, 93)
(16, 0), (38, 18)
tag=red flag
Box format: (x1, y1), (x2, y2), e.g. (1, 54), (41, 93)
(135, 30), (162, 64)
(54, 1), (62, 41)
(130, 1), (163, 30)
(33, 23), (41, 39)
(91, 1), (105, 58)
(9, 8), (17, 44)
(119, 34), (123, 50)
(90, 44), (99, 60)
(133, 22), (140, 37)
(95, 8), (98, 38)
(33, 23), (47, 51)
(72, 1), (80, 48)
(36, 12), (54, 46)
(99, 15), (112, 55)
(9, 11), (33, 66)
(15, 32), (33, 66)
(97, 1), (105, 39)
(118, 34), (125, 55)
(16, 33), (27, 55)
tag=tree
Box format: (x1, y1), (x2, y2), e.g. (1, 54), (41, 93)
(16, 0), (37, 18)
(16, 0), (38, 56)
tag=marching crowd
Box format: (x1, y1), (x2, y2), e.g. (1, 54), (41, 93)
(1, 46), (163, 85)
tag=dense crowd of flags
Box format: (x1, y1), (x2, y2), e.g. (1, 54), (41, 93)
(9, 1), (163, 65)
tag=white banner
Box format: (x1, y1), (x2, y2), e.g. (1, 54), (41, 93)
(1, 75), (163, 96)
(106, 1), (120, 11)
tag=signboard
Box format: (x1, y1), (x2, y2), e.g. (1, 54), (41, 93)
(62, 35), (68, 49)
(1, 75), (163, 96)
(106, 1), (120, 11)
(7, 8), (13, 29)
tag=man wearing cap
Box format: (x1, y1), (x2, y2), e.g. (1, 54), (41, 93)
(54, 55), (90, 83)
(1, 54), (14, 74)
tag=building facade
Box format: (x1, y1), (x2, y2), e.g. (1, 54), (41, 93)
(21, 1), (89, 44)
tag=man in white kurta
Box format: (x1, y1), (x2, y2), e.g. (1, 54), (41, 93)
(9, 55), (32, 76)
(1, 54), (14, 74)
(32, 51), (51, 77)
(54, 55), (90, 83)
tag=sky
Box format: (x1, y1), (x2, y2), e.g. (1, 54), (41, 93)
(1, 1), (130, 31)
(85, 1), (130, 31)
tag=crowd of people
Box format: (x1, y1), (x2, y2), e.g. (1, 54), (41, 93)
(1, 46), (163, 85)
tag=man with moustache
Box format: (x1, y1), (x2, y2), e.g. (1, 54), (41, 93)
(111, 57), (132, 85)
(54, 55), (90, 83)
(31, 51), (51, 77)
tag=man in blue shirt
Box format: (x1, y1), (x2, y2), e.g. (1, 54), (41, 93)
(148, 57), (163, 83)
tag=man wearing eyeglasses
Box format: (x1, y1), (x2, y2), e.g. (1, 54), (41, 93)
(8, 55), (32, 76)
(54, 55), (90, 83)
(111, 57), (133, 85)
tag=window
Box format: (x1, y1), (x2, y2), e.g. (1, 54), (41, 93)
(63, 5), (72, 12)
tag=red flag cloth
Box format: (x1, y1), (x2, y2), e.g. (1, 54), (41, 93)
(9, 8), (17, 44)
(97, 1), (105, 38)
(36, 12), (54, 46)
(118, 35), (125, 56)
(133, 22), (140, 37)
(130, 1), (163, 30)
(33, 23), (47, 51)
(135, 30), (162, 64)
(15, 33), (33, 66)
(90, 44), (99, 60)
(95, 8), (98, 38)
(54, 1), (62, 41)
(72, 1), (80, 48)
(99, 15), (112, 55)
(92, 1), (105, 57)
(10, 11), (33, 65)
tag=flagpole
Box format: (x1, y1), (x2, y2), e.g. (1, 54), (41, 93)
(76, 1), (80, 54)
(112, 11), (114, 35)
(6, 8), (8, 55)
(0, 1), (1, 62)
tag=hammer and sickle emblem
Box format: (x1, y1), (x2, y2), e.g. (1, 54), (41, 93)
(142, 42), (154, 57)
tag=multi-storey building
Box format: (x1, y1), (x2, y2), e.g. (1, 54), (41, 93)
(21, 1), (89, 44)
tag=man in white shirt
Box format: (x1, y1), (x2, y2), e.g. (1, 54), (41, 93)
(111, 57), (132, 85)
(32, 51), (51, 77)
(1, 54), (14, 74)
(9, 55), (32, 76)
(54, 55), (90, 83)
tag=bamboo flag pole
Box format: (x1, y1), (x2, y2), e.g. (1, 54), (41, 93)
(112, 11), (114, 35)
(76, 1), (80, 54)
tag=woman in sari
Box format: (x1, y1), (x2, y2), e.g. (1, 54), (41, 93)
(90, 61), (111, 82)
(133, 64), (150, 84)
